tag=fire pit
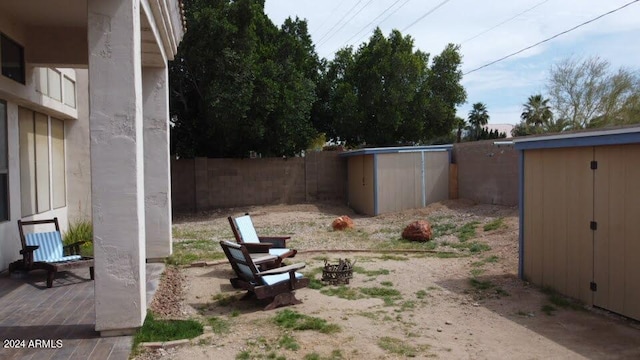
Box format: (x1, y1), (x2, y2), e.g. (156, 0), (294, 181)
(321, 258), (355, 285)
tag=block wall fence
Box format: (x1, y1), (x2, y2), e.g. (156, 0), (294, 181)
(171, 141), (519, 213)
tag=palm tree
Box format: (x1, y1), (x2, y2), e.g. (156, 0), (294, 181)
(468, 102), (489, 140)
(521, 94), (553, 128)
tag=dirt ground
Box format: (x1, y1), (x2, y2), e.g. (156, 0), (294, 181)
(139, 200), (640, 360)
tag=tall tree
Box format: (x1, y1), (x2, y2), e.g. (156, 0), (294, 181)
(547, 56), (640, 130)
(316, 29), (466, 146)
(467, 102), (489, 140)
(170, 0), (320, 158)
(521, 94), (553, 128)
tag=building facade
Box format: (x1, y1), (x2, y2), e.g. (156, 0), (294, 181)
(0, 0), (184, 335)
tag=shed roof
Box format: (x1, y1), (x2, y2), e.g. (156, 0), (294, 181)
(339, 144), (453, 157)
(513, 126), (640, 150)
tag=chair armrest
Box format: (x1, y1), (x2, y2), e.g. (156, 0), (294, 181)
(243, 242), (272, 253)
(258, 236), (291, 248)
(20, 245), (39, 255)
(256, 262), (306, 276)
(250, 254), (279, 266)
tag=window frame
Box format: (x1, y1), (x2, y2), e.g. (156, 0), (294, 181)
(0, 33), (26, 84)
(0, 99), (8, 222)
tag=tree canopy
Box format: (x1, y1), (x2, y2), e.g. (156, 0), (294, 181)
(313, 29), (466, 146)
(170, 0), (320, 158)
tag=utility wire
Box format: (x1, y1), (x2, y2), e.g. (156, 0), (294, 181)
(401, 0), (452, 32)
(313, 1), (347, 35)
(464, 0), (640, 75)
(342, 0), (406, 46)
(461, 0), (551, 44)
(318, 0), (376, 47)
(351, 0), (413, 45)
(316, 0), (365, 45)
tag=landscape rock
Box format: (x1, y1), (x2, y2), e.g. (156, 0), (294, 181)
(402, 220), (432, 241)
(332, 215), (354, 230)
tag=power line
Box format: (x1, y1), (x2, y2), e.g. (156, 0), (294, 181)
(464, 0), (640, 75)
(313, 2), (347, 35)
(318, 0), (376, 47)
(351, 0), (413, 46)
(342, 0), (406, 47)
(316, 0), (365, 45)
(320, 0), (373, 45)
(461, 0), (551, 44)
(401, 0), (452, 32)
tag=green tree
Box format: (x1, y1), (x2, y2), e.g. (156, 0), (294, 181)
(316, 29), (466, 146)
(521, 94), (553, 128)
(169, 0), (320, 158)
(467, 102), (489, 140)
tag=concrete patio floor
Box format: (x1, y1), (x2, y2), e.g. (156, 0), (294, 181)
(0, 263), (165, 360)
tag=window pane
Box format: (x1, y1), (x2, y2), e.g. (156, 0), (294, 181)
(51, 118), (66, 209)
(63, 76), (76, 108)
(38, 68), (48, 95)
(35, 113), (50, 213)
(47, 69), (62, 101)
(1, 34), (25, 84)
(19, 107), (36, 216)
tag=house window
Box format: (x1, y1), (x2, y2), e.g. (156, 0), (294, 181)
(63, 76), (76, 108)
(1, 33), (25, 84)
(0, 100), (8, 221)
(19, 107), (66, 216)
(47, 69), (62, 101)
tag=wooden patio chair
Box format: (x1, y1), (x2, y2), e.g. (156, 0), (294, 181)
(219, 240), (309, 310)
(228, 214), (297, 267)
(9, 218), (94, 288)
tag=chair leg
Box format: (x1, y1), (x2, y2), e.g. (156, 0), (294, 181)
(264, 292), (301, 310)
(90, 266), (95, 280)
(46, 271), (55, 288)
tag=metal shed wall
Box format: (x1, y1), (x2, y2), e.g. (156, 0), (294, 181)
(519, 131), (640, 321)
(376, 153), (423, 214)
(346, 155), (375, 215)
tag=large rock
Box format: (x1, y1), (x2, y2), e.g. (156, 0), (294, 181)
(332, 215), (354, 231)
(402, 220), (432, 242)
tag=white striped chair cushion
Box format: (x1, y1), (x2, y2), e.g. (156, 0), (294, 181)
(235, 215), (261, 244)
(262, 272), (304, 286)
(25, 231), (82, 263)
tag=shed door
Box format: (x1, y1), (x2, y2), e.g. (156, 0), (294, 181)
(593, 144), (640, 320)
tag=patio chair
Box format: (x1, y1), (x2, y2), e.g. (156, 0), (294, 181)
(9, 218), (94, 288)
(219, 240), (309, 310)
(228, 214), (297, 267)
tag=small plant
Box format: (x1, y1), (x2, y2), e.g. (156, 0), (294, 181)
(321, 285), (362, 300)
(470, 278), (494, 290)
(63, 219), (93, 256)
(541, 304), (557, 316)
(360, 287), (402, 305)
(542, 286), (584, 311)
(207, 316), (230, 334)
(166, 239), (225, 265)
(415, 290), (427, 299)
(212, 293), (237, 306)
(273, 309), (341, 334)
(133, 312), (203, 349)
(457, 221), (480, 242)
(278, 334), (299, 351)
(380, 281), (393, 287)
(377, 336), (418, 357)
(483, 218), (504, 232)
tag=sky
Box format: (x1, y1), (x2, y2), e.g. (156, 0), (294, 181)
(264, 0), (640, 125)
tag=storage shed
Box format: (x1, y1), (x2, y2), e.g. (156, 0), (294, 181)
(340, 145), (451, 215)
(514, 127), (640, 321)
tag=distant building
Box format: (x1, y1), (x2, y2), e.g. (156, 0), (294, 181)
(485, 124), (515, 138)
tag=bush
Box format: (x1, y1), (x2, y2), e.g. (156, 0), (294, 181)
(63, 219), (93, 256)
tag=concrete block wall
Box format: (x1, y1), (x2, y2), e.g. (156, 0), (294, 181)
(452, 140), (518, 206)
(171, 151), (346, 212)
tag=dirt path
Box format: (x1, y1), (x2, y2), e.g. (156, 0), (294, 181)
(139, 201), (640, 359)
